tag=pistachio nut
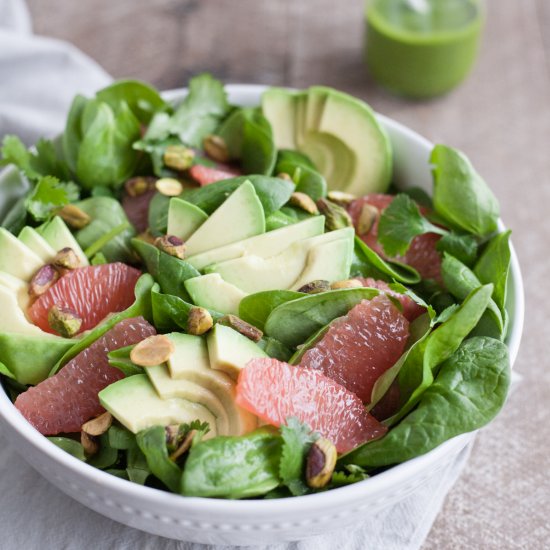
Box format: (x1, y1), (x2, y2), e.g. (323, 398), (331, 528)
(203, 134), (230, 163)
(327, 191), (356, 207)
(163, 145), (195, 171)
(187, 307), (214, 336)
(306, 438), (337, 489)
(165, 424), (186, 453)
(29, 264), (59, 298)
(48, 304), (82, 337)
(218, 314), (263, 342)
(57, 204), (92, 229)
(125, 176), (156, 197)
(82, 412), (113, 437)
(330, 279), (363, 290)
(277, 172), (293, 182)
(289, 192), (319, 215)
(155, 177), (183, 197)
(297, 280), (331, 294)
(81, 431), (99, 456)
(316, 198), (353, 231)
(130, 335), (175, 367)
(154, 235), (186, 259)
(136, 229), (156, 245)
(169, 429), (197, 461)
(357, 203), (379, 235)
(53, 247), (81, 271)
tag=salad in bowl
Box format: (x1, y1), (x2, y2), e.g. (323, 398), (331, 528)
(0, 75), (516, 513)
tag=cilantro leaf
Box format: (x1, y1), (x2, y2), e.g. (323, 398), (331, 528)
(436, 232), (478, 266)
(279, 417), (319, 496)
(378, 194), (447, 257)
(329, 464), (369, 488)
(24, 176), (80, 221)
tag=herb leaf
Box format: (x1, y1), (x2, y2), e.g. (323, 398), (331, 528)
(378, 193), (446, 257)
(25, 176), (79, 221)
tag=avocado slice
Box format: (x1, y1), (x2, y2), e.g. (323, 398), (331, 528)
(99, 374), (218, 436)
(0, 285), (49, 336)
(167, 197), (208, 240)
(205, 228), (354, 293)
(166, 333), (257, 435)
(0, 228), (44, 281)
(290, 231), (354, 290)
(262, 86), (392, 195)
(207, 324), (268, 379)
(146, 364), (231, 435)
(185, 273), (247, 316)
(0, 332), (74, 385)
(18, 226), (56, 263)
(261, 88), (299, 149)
(38, 216), (89, 266)
(186, 216), (325, 271)
(0, 270), (30, 310)
(184, 180), (265, 257)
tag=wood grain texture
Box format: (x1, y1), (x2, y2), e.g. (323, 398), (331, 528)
(25, 0), (550, 548)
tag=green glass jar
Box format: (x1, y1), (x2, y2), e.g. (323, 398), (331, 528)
(365, 0), (484, 98)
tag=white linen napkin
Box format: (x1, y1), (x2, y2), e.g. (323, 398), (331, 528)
(0, 1), (479, 548)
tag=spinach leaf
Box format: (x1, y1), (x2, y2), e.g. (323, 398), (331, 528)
(76, 101), (141, 190)
(436, 232), (478, 266)
(87, 433), (119, 469)
(47, 437), (86, 461)
(265, 287), (380, 348)
(265, 209), (298, 231)
(107, 346), (144, 377)
(341, 336), (510, 468)
(63, 94), (89, 172)
(1, 195), (28, 234)
(431, 145), (499, 236)
(378, 193), (446, 257)
(386, 284), (494, 426)
(279, 418), (319, 496)
(239, 290), (303, 331)
(474, 230), (511, 313)
(181, 429), (282, 499)
(276, 160), (327, 201)
(257, 337), (294, 362)
(276, 149), (316, 170)
(353, 237), (421, 284)
(182, 175), (294, 216)
(75, 197), (136, 263)
(49, 274), (154, 375)
(96, 80), (167, 125)
(131, 238), (160, 276)
(25, 176), (79, 222)
(126, 442), (150, 485)
(441, 253), (504, 338)
(136, 426), (182, 492)
(147, 192), (171, 236)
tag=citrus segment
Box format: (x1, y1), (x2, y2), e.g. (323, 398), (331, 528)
(15, 317), (156, 435)
(28, 263), (141, 335)
(189, 164), (241, 186)
(236, 358), (387, 453)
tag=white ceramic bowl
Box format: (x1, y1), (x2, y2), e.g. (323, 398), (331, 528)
(0, 85), (524, 545)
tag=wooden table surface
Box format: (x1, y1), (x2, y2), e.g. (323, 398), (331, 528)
(26, 1), (550, 548)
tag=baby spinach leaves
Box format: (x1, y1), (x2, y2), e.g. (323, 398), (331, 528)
(239, 290), (303, 331)
(341, 336), (510, 468)
(181, 429), (282, 498)
(275, 151), (327, 201)
(47, 437), (86, 461)
(431, 144), (499, 236)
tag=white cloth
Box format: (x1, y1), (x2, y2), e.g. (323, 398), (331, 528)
(0, 1), (480, 548)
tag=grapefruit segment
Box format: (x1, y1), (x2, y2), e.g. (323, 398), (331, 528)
(348, 193), (443, 282)
(15, 316), (156, 435)
(189, 164), (241, 186)
(354, 277), (425, 321)
(28, 263), (141, 335)
(299, 295), (409, 404)
(236, 358), (387, 453)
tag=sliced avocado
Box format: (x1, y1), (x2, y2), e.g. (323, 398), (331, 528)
(38, 216), (89, 266)
(0, 285), (48, 336)
(99, 374), (218, 436)
(262, 87), (392, 195)
(185, 273), (248, 316)
(184, 180), (265, 257)
(167, 197), (208, 240)
(18, 226), (56, 262)
(0, 332), (74, 385)
(146, 364), (230, 435)
(207, 324), (267, 379)
(166, 333), (257, 435)
(261, 88), (299, 149)
(290, 231), (354, 290)
(206, 228), (353, 293)
(0, 270), (30, 310)
(186, 216), (325, 271)
(0, 228), (44, 281)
